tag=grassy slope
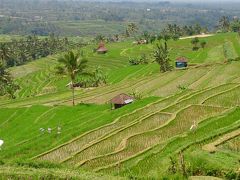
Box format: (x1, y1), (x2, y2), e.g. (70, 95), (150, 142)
(0, 166), (125, 180)
(0, 33), (240, 179)
(0, 33), (239, 108)
(0, 97), (159, 163)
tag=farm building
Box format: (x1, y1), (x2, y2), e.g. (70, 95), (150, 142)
(176, 57), (188, 68)
(110, 93), (134, 109)
(97, 42), (108, 54)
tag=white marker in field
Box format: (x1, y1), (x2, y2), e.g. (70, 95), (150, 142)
(190, 121), (198, 131)
(48, 128), (52, 134)
(57, 126), (61, 134)
(0, 140), (4, 150)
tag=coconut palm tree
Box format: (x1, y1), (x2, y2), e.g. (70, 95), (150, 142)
(219, 16), (230, 32)
(58, 51), (88, 106)
(0, 62), (19, 98)
(0, 43), (11, 65)
(127, 23), (138, 37)
(154, 42), (172, 73)
(92, 66), (107, 87)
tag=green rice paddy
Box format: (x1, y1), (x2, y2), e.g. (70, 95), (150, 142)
(0, 33), (240, 179)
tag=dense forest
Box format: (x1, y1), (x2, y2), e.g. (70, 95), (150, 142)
(1, 0), (240, 36)
(0, 34), (86, 68)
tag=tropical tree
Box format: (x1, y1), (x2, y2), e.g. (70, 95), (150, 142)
(0, 63), (19, 98)
(194, 23), (202, 34)
(154, 42), (172, 72)
(218, 16), (230, 32)
(0, 43), (11, 65)
(230, 19), (240, 32)
(92, 66), (107, 87)
(126, 23), (138, 37)
(191, 37), (200, 51)
(95, 35), (105, 43)
(142, 31), (151, 43)
(113, 34), (120, 42)
(58, 51), (88, 106)
(200, 41), (207, 49)
(0, 35), (81, 69)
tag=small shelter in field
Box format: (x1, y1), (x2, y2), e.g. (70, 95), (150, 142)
(97, 41), (108, 54)
(176, 57), (188, 68)
(110, 93), (134, 109)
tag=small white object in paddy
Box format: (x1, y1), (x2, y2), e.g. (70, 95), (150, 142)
(147, 8), (151, 12)
(0, 140), (4, 150)
(57, 127), (61, 134)
(39, 128), (45, 132)
(48, 128), (52, 133)
(190, 121), (198, 131)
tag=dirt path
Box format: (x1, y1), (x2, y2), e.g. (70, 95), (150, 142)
(180, 34), (214, 40)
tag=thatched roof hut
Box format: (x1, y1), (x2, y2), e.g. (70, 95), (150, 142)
(97, 42), (108, 54)
(110, 93), (134, 109)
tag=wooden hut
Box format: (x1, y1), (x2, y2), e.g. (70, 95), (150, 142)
(97, 42), (108, 54)
(110, 93), (134, 109)
(176, 57), (188, 68)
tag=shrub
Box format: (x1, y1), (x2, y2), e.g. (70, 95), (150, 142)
(200, 41), (207, 48)
(225, 170), (239, 180)
(129, 57), (141, 65)
(0, 160), (4, 166)
(192, 46), (199, 51)
(177, 85), (188, 91)
(129, 54), (149, 65)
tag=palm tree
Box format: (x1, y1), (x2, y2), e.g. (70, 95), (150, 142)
(95, 35), (105, 43)
(58, 51), (88, 106)
(142, 31), (151, 43)
(200, 41), (207, 49)
(154, 42), (172, 72)
(0, 62), (19, 98)
(127, 23), (138, 37)
(219, 16), (230, 32)
(92, 66), (107, 87)
(0, 43), (11, 65)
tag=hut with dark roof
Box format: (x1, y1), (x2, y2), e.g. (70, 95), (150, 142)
(96, 42), (108, 54)
(176, 57), (188, 68)
(110, 93), (134, 109)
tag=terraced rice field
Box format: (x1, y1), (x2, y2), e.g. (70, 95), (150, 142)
(1, 33), (240, 179)
(2, 32), (239, 102)
(33, 82), (239, 175)
(202, 129), (240, 153)
(219, 135), (240, 152)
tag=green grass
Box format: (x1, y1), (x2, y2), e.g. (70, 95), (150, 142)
(0, 97), (158, 163)
(0, 34), (23, 42)
(0, 165), (125, 180)
(1, 33), (240, 179)
(3, 32), (239, 101)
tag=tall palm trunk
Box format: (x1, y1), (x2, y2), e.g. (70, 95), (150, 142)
(71, 80), (75, 106)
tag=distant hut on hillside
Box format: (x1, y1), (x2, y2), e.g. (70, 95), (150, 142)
(176, 57), (188, 68)
(110, 93), (134, 109)
(96, 41), (108, 54)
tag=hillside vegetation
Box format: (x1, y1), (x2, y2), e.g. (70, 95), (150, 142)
(0, 33), (239, 179)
